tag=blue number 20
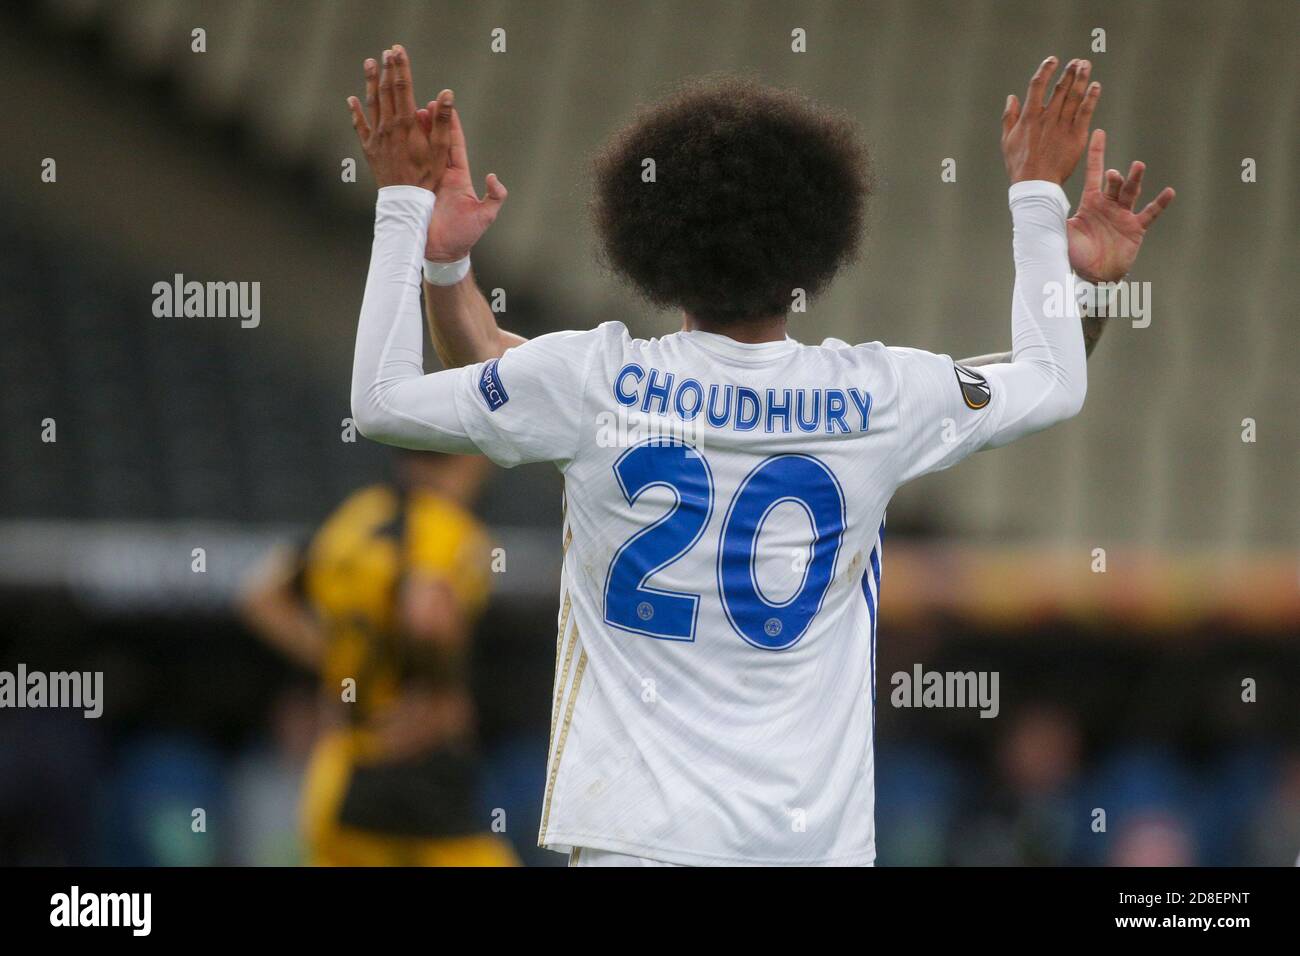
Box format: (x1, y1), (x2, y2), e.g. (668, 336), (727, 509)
(603, 439), (845, 650)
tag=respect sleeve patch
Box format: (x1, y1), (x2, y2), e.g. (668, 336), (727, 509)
(954, 364), (991, 410)
(478, 358), (509, 411)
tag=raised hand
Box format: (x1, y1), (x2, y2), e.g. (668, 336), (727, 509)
(419, 94), (508, 263)
(1067, 129), (1176, 282)
(1001, 57), (1100, 185)
(346, 45), (450, 191)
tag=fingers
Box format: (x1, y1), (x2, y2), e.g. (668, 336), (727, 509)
(476, 174), (508, 227)
(416, 95), (448, 136)
(1002, 94), (1021, 136)
(390, 44), (417, 119)
(417, 90), (453, 134)
(428, 92), (454, 166)
(364, 58), (379, 128)
(1061, 59), (1091, 121)
(1025, 56), (1058, 111)
(1118, 160), (1145, 209)
(1046, 59), (1080, 115)
(1083, 128), (1106, 192)
(378, 49), (397, 122)
(483, 173), (508, 206)
(436, 89), (455, 128)
(347, 95), (371, 141)
(1075, 80), (1101, 128)
(1103, 168), (1124, 201)
(448, 102), (471, 172)
(1136, 186), (1176, 229)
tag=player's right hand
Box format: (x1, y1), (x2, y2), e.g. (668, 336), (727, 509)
(347, 45), (449, 191)
(1000, 57), (1099, 186)
(419, 94), (509, 263)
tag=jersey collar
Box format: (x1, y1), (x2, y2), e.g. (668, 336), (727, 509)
(678, 329), (801, 363)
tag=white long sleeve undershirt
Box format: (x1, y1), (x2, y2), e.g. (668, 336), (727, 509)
(350, 186), (478, 453)
(985, 178), (1088, 444)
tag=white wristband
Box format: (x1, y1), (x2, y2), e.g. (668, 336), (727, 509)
(423, 255), (471, 286)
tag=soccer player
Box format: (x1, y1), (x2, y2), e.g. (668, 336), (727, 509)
(239, 450), (517, 866)
(345, 47), (1173, 865)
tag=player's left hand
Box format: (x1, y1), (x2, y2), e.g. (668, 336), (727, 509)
(418, 94), (508, 263)
(347, 45), (450, 191)
(1067, 129), (1176, 283)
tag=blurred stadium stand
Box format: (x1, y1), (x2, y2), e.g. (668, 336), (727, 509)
(0, 1), (1295, 866)
(5, 0), (1294, 545)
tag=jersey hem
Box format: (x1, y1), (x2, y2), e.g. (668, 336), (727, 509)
(542, 831), (876, 867)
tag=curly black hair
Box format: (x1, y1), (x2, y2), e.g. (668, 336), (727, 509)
(592, 76), (871, 325)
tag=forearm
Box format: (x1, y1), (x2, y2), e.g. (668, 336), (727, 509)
(1004, 181), (1087, 415)
(242, 592), (326, 671)
(238, 551), (326, 671)
(422, 272), (525, 368)
(974, 181), (1088, 447)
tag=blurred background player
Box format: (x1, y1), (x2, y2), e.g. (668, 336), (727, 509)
(239, 450), (517, 866)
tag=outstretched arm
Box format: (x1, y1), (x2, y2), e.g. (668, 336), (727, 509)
(981, 56), (1096, 428)
(346, 45), (589, 467)
(347, 45), (481, 450)
(892, 56), (1102, 484)
(960, 127), (1174, 367)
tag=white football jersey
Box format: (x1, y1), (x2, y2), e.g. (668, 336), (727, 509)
(453, 323), (1011, 864)
(351, 181), (1083, 865)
